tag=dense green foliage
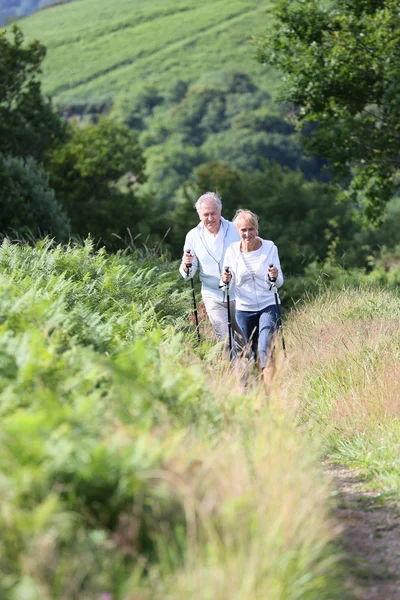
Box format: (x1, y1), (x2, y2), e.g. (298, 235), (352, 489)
(0, 24), (65, 161)
(0, 240), (191, 597)
(0, 153), (69, 237)
(0, 239), (352, 599)
(128, 72), (326, 203)
(254, 0), (400, 221)
(48, 118), (150, 242)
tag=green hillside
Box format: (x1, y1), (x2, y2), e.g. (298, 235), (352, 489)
(18, 0), (320, 209)
(18, 0), (277, 108)
(0, 0), (61, 25)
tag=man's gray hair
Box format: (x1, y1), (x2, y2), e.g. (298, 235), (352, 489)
(195, 191), (222, 216)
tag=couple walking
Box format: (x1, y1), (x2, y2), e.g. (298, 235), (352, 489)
(179, 191), (283, 391)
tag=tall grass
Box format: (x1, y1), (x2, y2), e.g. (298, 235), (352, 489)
(2, 239), (398, 598)
(283, 286), (400, 496)
(0, 239), (350, 599)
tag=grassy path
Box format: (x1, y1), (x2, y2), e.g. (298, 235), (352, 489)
(283, 285), (400, 598)
(328, 466), (400, 599)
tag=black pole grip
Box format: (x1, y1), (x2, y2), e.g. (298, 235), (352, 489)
(185, 248), (192, 271)
(269, 263), (277, 283)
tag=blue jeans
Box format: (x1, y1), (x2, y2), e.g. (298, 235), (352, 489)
(236, 304), (280, 369)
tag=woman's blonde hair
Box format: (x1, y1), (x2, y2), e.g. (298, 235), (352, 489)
(232, 209), (259, 229)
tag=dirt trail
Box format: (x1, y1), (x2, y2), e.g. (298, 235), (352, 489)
(327, 466), (400, 599)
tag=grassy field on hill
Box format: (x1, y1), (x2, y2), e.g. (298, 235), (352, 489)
(0, 237), (399, 598)
(18, 0), (277, 108)
(17, 0), (316, 210)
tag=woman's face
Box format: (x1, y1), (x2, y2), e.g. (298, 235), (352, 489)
(236, 217), (258, 242)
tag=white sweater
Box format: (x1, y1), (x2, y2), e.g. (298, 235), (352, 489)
(179, 217), (240, 300)
(223, 239), (284, 311)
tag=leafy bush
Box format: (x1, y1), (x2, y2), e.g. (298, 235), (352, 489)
(0, 153), (70, 238)
(112, 83), (164, 131)
(0, 25), (66, 161)
(48, 119), (147, 243)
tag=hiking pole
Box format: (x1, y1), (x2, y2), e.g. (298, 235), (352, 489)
(269, 264), (286, 356)
(185, 249), (200, 344)
(224, 266), (233, 360)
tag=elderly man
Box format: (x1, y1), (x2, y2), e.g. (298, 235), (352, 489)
(179, 191), (243, 353)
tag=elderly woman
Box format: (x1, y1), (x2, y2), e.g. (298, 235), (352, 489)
(221, 209), (284, 391)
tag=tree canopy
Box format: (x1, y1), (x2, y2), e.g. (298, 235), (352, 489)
(254, 0), (400, 221)
(49, 118), (147, 243)
(0, 153), (70, 238)
(0, 24), (65, 161)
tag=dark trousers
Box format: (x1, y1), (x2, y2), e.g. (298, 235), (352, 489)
(236, 304), (280, 369)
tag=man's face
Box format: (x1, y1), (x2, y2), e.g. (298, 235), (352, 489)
(199, 200), (221, 234)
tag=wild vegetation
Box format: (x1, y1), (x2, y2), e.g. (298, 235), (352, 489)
(1, 1), (398, 277)
(0, 238), (398, 598)
(254, 0), (400, 221)
(0, 0), (399, 597)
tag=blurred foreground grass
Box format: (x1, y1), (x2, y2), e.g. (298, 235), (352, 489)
(0, 238), (398, 598)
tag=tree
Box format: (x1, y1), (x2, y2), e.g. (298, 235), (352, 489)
(245, 161), (359, 274)
(254, 0), (400, 221)
(144, 137), (205, 204)
(0, 24), (66, 161)
(112, 83), (164, 131)
(48, 118), (147, 243)
(0, 153), (70, 238)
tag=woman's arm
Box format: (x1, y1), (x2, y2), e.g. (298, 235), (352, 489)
(220, 246), (236, 285)
(270, 244), (284, 287)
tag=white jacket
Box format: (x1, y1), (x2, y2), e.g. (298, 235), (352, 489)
(179, 217), (240, 300)
(223, 239), (284, 311)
